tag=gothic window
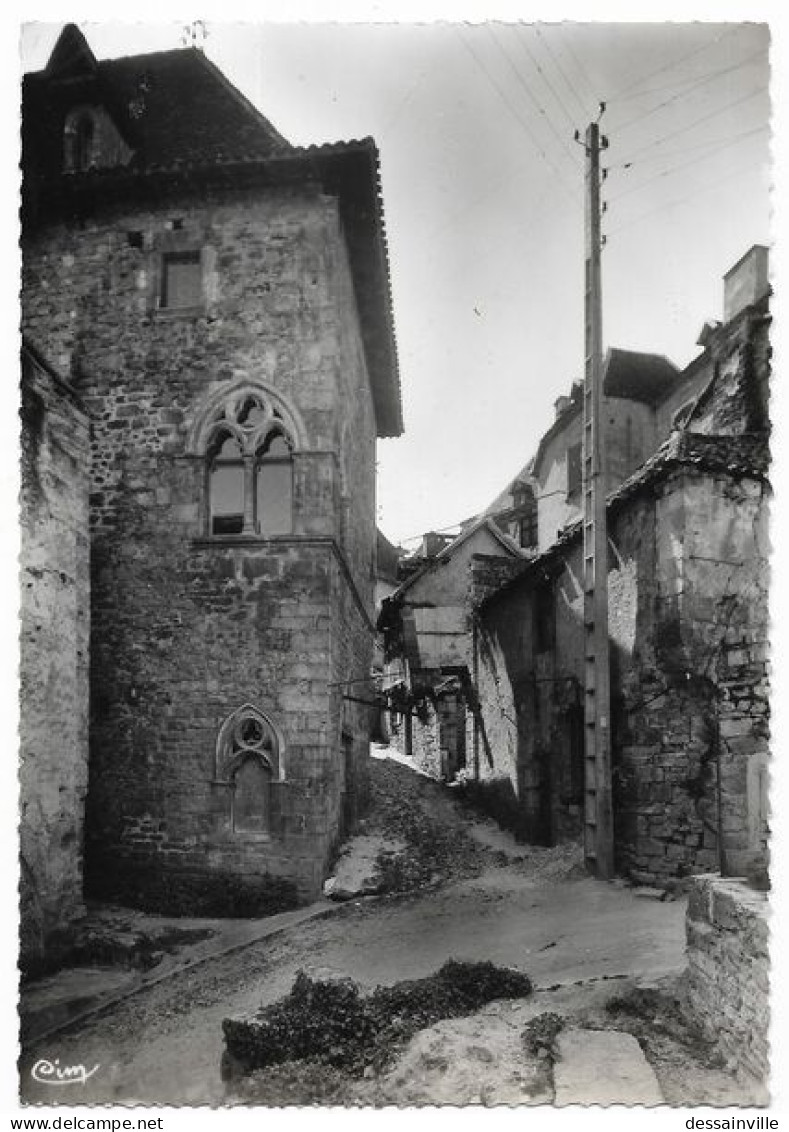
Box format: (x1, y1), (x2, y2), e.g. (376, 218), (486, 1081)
(204, 392), (295, 537)
(215, 705), (284, 835)
(208, 432), (244, 535)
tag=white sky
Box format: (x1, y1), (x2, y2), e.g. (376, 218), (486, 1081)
(18, 16), (773, 547)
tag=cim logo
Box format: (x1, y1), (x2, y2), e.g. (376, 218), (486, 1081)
(31, 1059), (100, 1087)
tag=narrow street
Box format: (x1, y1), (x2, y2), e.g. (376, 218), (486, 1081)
(19, 750), (760, 1107)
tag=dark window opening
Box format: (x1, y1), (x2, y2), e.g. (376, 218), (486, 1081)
(534, 586), (554, 653)
(127, 230), (144, 249)
(161, 251), (202, 309)
(256, 432), (293, 536)
(567, 442), (582, 498)
(74, 114), (94, 171)
(232, 756), (272, 834)
(209, 431), (244, 535)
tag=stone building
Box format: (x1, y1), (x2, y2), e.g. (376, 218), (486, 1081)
(19, 342), (90, 970)
(471, 246), (770, 881)
(378, 519), (524, 779)
(380, 246), (770, 883)
(20, 24), (402, 937)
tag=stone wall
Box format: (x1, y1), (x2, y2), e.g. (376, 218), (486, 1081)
(685, 875), (769, 1084)
(22, 179), (378, 906)
(19, 348), (90, 970)
(473, 462), (769, 880)
(615, 470), (770, 883)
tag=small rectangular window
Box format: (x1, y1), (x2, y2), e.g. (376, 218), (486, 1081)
(161, 251), (202, 309)
(567, 442), (582, 498)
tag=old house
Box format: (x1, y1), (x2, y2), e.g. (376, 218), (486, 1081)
(379, 519), (524, 779)
(20, 24), (402, 958)
(472, 246), (770, 881)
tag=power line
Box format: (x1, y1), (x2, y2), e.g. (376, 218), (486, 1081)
(605, 164), (759, 240)
(614, 48), (766, 134)
(614, 84), (768, 165)
(605, 122), (770, 171)
(612, 25), (740, 102)
(511, 24), (582, 135)
(485, 24), (582, 175)
(557, 25), (599, 113)
(607, 125), (767, 204)
(611, 46), (766, 104)
(456, 27), (579, 202)
(534, 25), (590, 121)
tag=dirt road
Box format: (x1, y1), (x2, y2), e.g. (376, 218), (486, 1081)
(18, 753), (758, 1107)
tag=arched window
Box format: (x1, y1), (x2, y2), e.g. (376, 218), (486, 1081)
(256, 431), (293, 535)
(208, 431), (244, 535)
(63, 109), (96, 173)
(215, 704), (285, 835)
(202, 391), (295, 537)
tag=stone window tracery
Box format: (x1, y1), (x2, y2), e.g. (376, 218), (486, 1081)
(215, 704), (285, 835)
(204, 391), (294, 537)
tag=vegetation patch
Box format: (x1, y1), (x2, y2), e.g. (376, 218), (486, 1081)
(87, 864), (298, 919)
(223, 959), (533, 1079)
(521, 1011), (565, 1058)
(603, 984), (722, 1069)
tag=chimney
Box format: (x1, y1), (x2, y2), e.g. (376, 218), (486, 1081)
(421, 531), (449, 558)
(723, 245), (770, 322)
(554, 394), (571, 419)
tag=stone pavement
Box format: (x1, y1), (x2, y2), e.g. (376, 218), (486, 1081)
(553, 1028), (664, 1106)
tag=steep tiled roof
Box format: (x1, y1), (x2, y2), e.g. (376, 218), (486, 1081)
(22, 26), (403, 438)
(23, 27), (291, 180)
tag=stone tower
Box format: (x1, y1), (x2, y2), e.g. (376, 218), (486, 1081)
(21, 24), (402, 915)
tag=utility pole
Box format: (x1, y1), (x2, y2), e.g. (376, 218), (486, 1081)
(580, 114), (614, 879)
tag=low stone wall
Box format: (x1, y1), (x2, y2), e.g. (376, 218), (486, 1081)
(685, 875), (769, 1084)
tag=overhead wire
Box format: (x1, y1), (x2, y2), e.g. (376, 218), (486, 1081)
(456, 27), (580, 202)
(604, 164), (759, 240)
(485, 24), (582, 176)
(510, 23), (582, 136)
(611, 25), (740, 102)
(533, 25), (590, 121)
(613, 84), (768, 165)
(607, 125), (768, 204)
(613, 48), (767, 134)
(605, 122), (770, 171)
(610, 47), (767, 103)
(556, 25), (599, 113)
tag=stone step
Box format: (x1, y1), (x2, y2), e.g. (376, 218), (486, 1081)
(553, 1028), (664, 1106)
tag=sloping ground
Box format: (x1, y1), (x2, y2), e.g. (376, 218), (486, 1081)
(326, 746), (586, 898)
(20, 747), (754, 1107)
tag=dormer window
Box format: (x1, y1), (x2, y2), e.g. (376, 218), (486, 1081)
(63, 108), (96, 172)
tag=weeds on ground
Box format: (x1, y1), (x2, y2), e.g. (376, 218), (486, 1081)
(223, 959), (533, 1080)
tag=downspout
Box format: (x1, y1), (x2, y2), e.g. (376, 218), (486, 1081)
(712, 691), (726, 876)
(472, 616), (480, 780)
